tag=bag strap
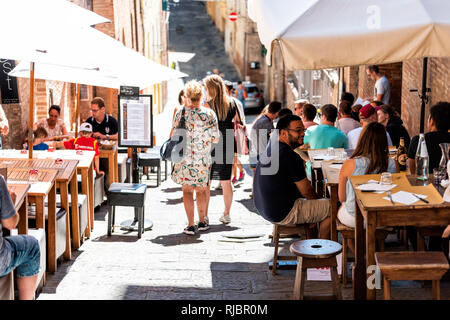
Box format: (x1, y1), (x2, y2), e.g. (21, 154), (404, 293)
(233, 100), (243, 125)
(177, 107), (186, 129)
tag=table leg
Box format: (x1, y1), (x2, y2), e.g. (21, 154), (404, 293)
(69, 174), (80, 249)
(353, 200), (366, 300)
(330, 184), (338, 242)
(59, 181), (72, 261)
(33, 196), (45, 230)
(88, 163), (94, 231)
(17, 198), (28, 235)
(114, 149), (118, 183)
(108, 153), (114, 187)
(366, 212), (377, 300)
(47, 184), (57, 273)
(80, 168), (91, 238)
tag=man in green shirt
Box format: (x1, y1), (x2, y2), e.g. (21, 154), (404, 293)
(303, 104), (348, 178)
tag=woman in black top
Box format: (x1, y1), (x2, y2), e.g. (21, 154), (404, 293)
(203, 75), (239, 224)
(377, 104), (411, 149)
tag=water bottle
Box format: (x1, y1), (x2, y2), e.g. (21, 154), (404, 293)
(415, 134), (429, 180)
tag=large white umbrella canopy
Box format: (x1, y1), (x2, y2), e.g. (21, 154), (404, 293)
(248, 0), (450, 70)
(9, 27), (188, 89)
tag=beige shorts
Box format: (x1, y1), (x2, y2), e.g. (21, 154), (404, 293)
(277, 198), (331, 225)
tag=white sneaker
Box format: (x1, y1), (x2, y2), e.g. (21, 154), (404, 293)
(214, 182), (222, 190)
(204, 216), (209, 224)
(219, 214), (231, 224)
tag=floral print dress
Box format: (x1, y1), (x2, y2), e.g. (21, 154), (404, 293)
(171, 106), (219, 187)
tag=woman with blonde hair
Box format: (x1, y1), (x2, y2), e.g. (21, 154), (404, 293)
(171, 80), (219, 235)
(203, 75), (240, 224)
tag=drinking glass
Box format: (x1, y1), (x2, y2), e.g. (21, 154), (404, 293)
(380, 172), (393, 185)
(433, 168), (446, 185)
(29, 169), (39, 182)
(327, 147), (335, 156)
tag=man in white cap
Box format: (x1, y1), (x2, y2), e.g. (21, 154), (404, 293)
(55, 122), (104, 176)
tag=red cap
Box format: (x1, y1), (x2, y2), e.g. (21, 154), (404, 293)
(359, 103), (375, 119)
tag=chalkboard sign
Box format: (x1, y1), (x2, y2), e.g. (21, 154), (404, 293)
(119, 86), (139, 99)
(0, 59), (19, 104)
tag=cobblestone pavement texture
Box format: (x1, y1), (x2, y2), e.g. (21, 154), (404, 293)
(168, 0), (240, 82)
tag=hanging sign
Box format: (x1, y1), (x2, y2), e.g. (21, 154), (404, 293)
(0, 59), (20, 104)
(229, 12), (238, 21)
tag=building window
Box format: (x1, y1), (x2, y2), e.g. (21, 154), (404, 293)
(80, 85), (89, 101)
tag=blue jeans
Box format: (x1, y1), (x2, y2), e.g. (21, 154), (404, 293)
(0, 235), (40, 278)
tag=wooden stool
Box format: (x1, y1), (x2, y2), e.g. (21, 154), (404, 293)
(107, 183), (147, 238)
(271, 224), (307, 275)
(338, 221), (393, 287)
(375, 251), (450, 300)
(290, 239), (342, 300)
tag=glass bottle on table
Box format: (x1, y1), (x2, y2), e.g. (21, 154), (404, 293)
(415, 134), (429, 180)
(396, 137), (407, 172)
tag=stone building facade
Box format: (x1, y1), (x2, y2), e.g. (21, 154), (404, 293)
(0, 0), (168, 149)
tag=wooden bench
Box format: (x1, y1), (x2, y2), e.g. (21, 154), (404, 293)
(290, 239), (342, 300)
(375, 251), (450, 300)
(271, 224), (307, 275)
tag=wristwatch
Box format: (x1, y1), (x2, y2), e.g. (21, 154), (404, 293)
(106, 134), (110, 140)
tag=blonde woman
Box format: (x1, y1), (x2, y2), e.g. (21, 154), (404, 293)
(171, 80), (219, 235)
(203, 75), (240, 224)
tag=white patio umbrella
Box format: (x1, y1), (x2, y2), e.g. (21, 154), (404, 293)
(0, 0), (110, 158)
(248, 0), (450, 130)
(9, 26), (188, 134)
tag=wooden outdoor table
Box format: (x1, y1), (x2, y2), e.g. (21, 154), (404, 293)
(98, 141), (118, 187)
(350, 173), (450, 300)
(321, 160), (343, 242)
(7, 183), (31, 235)
(0, 150), (96, 236)
(2, 158), (80, 252)
(6, 168), (59, 273)
(307, 148), (345, 197)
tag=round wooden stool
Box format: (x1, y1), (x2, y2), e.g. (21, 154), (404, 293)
(290, 239), (342, 300)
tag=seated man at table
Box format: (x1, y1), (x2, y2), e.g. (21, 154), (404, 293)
(253, 114), (331, 239)
(86, 97), (118, 141)
(303, 104), (348, 179)
(338, 122), (397, 253)
(55, 122), (105, 176)
(26, 127), (49, 151)
(0, 176), (41, 300)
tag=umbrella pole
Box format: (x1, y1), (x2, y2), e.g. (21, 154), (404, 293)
(75, 84), (81, 137)
(109, 88), (113, 115)
(419, 57), (428, 133)
(28, 62), (35, 159)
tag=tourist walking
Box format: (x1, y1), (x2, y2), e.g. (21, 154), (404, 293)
(234, 81), (247, 109)
(171, 80), (219, 235)
(204, 75), (240, 224)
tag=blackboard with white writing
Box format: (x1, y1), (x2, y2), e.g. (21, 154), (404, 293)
(0, 59), (19, 104)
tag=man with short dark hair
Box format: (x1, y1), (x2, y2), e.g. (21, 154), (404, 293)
(300, 103), (318, 129)
(366, 65), (390, 105)
(303, 104), (348, 177)
(249, 101), (282, 197)
(86, 97), (118, 141)
(407, 101), (450, 173)
(337, 101), (361, 135)
(253, 114), (331, 238)
(340, 92), (355, 106)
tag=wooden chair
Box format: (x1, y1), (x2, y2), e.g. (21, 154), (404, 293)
(290, 239), (342, 300)
(271, 224), (308, 275)
(338, 221), (393, 287)
(375, 251), (449, 300)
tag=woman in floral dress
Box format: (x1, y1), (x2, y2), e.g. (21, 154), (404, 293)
(171, 80), (219, 235)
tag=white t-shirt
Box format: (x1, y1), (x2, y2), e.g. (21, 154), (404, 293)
(374, 75), (391, 105)
(337, 118), (361, 136)
(347, 126), (393, 150)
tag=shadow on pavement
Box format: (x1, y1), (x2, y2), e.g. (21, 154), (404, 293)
(236, 198), (258, 214)
(160, 187), (183, 193)
(91, 234), (142, 243)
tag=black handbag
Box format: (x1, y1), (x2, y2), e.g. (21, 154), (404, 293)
(160, 108), (186, 162)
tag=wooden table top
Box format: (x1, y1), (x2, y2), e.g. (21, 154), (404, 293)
(350, 172), (449, 211)
(0, 158), (78, 181)
(307, 148), (346, 169)
(7, 168), (57, 196)
(0, 149), (94, 169)
(7, 182), (30, 211)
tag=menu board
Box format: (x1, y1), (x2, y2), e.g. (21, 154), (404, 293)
(118, 94), (153, 148)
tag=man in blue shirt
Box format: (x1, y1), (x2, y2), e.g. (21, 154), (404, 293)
(303, 104), (348, 177)
(253, 114), (331, 239)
